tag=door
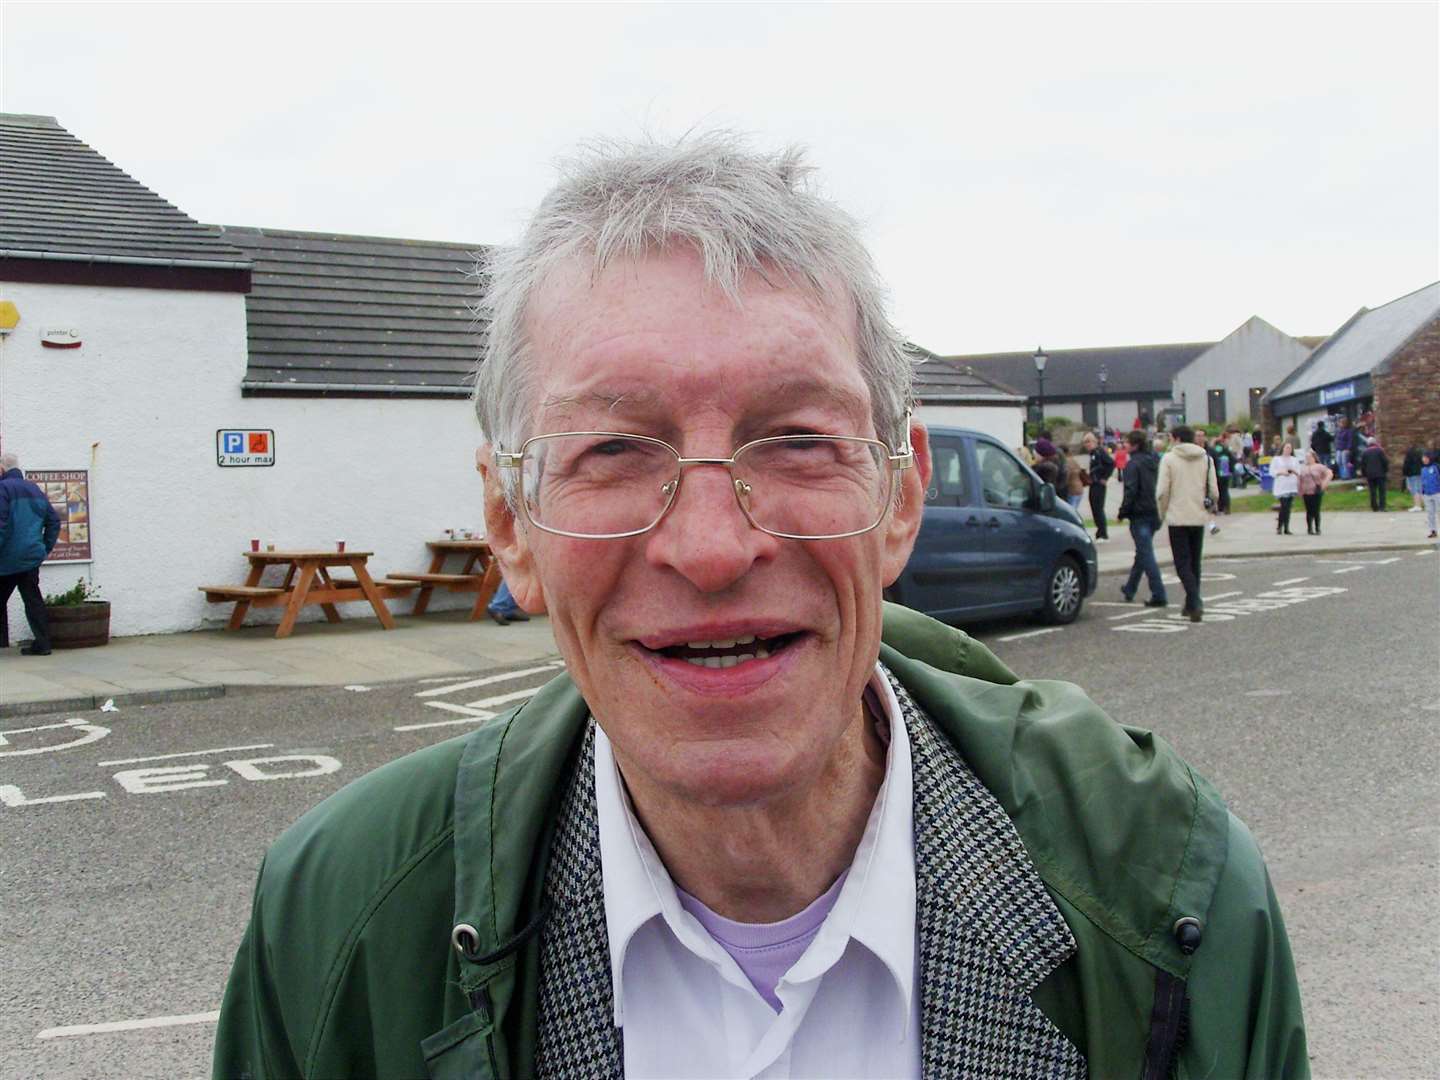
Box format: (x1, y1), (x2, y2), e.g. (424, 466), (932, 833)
(901, 435), (998, 617)
(972, 438), (1053, 611)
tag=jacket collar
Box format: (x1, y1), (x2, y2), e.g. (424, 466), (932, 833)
(524, 670), (1084, 1079)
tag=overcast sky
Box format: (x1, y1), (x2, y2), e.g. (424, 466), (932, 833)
(3, 2), (1436, 354)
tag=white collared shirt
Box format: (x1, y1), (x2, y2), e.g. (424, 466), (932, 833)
(594, 663), (921, 1079)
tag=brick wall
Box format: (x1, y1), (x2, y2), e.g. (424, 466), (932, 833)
(1373, 316), (1440, 487)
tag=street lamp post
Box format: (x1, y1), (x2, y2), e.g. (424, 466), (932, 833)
(1098, 364), (1109, 435)
(1033, 346), (1049, 431)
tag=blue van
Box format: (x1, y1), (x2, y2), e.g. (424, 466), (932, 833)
(887, 426), (1098, 624)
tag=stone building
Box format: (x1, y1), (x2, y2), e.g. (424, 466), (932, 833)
(1264, 281), (1439, 482)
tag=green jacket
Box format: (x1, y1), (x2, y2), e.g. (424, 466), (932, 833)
(215, 605), (1307, 1079)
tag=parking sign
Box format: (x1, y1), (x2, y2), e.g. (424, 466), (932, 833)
(217, 429), (275, 467)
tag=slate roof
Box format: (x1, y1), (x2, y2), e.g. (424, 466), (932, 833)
(908, 344), (1025, 402)
(1267, 281), (1440, 404)
(218, 226), (485, 395)
(943, 342), (1214, 399)
(0, 113), (246, 264)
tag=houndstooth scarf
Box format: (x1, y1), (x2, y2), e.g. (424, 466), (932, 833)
(534, 668), (1086, 1079)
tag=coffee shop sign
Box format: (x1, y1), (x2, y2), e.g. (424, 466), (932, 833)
(217, 429), (275, 467)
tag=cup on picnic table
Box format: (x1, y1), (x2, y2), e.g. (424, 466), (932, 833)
(337, 539), (346, 552)
(250, 538), (260, 552)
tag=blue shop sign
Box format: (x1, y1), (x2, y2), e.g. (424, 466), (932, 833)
(1319, 381), (1357, 405)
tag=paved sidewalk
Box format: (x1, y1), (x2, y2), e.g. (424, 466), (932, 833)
(2, 498), (1433, 718)
(0, 612), (559, 718)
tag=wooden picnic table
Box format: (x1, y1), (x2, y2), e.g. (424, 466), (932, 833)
(388, 538), (502, 620)
(199, 549), (418, 639)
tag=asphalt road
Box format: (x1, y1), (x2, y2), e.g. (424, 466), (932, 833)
(2, 550), (1436, 1079)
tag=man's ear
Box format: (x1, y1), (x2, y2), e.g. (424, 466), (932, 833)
(881, 420), (930, 587)
(477, 445), (547, 614)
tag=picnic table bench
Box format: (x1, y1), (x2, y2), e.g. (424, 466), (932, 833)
(389, 538), (501, 620)
(200, 549), (418, 639)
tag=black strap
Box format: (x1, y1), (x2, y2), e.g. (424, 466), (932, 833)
(1141, 969), (1190, 1080)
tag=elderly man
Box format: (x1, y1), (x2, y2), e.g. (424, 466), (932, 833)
(214, 135), (1306, 1079)
(0, 451), (61, 655)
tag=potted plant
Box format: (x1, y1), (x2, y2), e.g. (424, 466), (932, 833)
(43, 577), (110, 649)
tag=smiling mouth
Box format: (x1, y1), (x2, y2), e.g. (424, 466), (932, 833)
(651, 632), (804, 669)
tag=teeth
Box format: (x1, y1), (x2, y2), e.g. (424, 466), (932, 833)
(683, 652), (762, 668)
(736, 635), (756, 645)
(755, 645), (770, 659)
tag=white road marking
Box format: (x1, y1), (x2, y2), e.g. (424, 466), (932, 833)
(0, 718), (110, 756)
(1332, 566), (1365, 574)
(420, 701), (496, 718)
(1107, 609), (1154, 621)
(415, 664), (561, 698)
(997, 628), (1063, 642)
(98, 743), (274, 767)
(1, 785), (106, 807)
(395, 712), (498, 732)
(1316, 558), (1400, 565)
(1203, 591), (1244, 602)
(37, 1010), (220, 1039)
(1418, 549), (1435, 556)
(464, 687), (542, 710)
(1088, 601), (1136, 607)
(1273, 577), (1310, 586)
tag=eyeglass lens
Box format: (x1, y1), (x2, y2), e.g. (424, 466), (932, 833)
(521, 434), (891, 538)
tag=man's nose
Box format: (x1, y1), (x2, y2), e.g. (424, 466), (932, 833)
(643, 463), (779, 592)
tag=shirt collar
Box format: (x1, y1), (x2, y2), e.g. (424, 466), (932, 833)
(594, 661), (916, 1028)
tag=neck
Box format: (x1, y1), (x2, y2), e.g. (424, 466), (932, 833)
(616, 698), (886, 924)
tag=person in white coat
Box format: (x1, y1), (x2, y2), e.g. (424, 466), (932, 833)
(1156, 426), (1220, 621)
(1269, 442), (1303, 536)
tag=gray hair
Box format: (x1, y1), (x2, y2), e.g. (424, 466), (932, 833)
(0, 452), (17, 471)
(472, 132), (915, 490)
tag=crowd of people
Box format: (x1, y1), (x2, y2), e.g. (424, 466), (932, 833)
(1022, 417), (1440, 598)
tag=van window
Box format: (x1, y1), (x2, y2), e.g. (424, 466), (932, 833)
(975, 442), (1033, 509)
(930, 440), (969, 504)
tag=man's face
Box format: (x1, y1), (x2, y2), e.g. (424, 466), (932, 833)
(484, 249), (928, 810)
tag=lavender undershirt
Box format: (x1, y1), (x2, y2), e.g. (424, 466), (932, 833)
(669, 683), (890, 1014)
(677, 870), (849, 1012)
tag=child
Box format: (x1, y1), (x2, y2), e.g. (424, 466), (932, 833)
(1421, 451), (1440, 540)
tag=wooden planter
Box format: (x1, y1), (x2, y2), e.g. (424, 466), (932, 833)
(46, 600), (111, 649)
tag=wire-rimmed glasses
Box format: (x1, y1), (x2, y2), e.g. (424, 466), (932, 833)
(494, 429), (914, 540)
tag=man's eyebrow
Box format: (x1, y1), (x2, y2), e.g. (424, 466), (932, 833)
(538, 379), (869, 422)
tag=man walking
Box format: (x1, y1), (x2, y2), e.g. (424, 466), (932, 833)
(1081, 431), (1114, 541)
(0, 452), (61, 656)
(1117, 429), (1167, 607)
(1156, 426), (1219, 623)
(1335, 416), (1355, 479)
(1360, 438), (1390, 511)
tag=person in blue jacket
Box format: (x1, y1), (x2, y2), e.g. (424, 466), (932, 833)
(0, 452), (61, 655)
(1420, 450), (1440, 539)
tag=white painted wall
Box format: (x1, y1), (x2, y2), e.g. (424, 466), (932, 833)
(916, 403), (1026, 449)
(0, 280), (485, 637)
(1172, 317), (1311, 427)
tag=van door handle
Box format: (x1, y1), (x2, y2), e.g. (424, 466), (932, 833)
(986, 518), (1002, 528)
(965, 516), (981, 526)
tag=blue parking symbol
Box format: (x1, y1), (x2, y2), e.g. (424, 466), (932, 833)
(223, 432), (244, 453)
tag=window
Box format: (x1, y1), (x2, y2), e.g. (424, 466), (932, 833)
(1207, 388), (1226, 426)
(1082, 400), (1099, 427)
(928, 441), (969, 506)
(1249, 387), (1266, 421)
(974, 442), (1033, 510)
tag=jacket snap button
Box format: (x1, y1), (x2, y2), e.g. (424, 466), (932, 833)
(1172, 916), (1203, 955)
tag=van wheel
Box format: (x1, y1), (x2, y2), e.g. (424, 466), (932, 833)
(1040, 557), (1084, 624)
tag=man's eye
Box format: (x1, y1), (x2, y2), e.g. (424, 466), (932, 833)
(591, 439), (635, 456)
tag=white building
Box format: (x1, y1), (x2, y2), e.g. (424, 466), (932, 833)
(1, 114), (486, 637)
(1170, 316), (1316, 429)
(908, 346), (1027, 448)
